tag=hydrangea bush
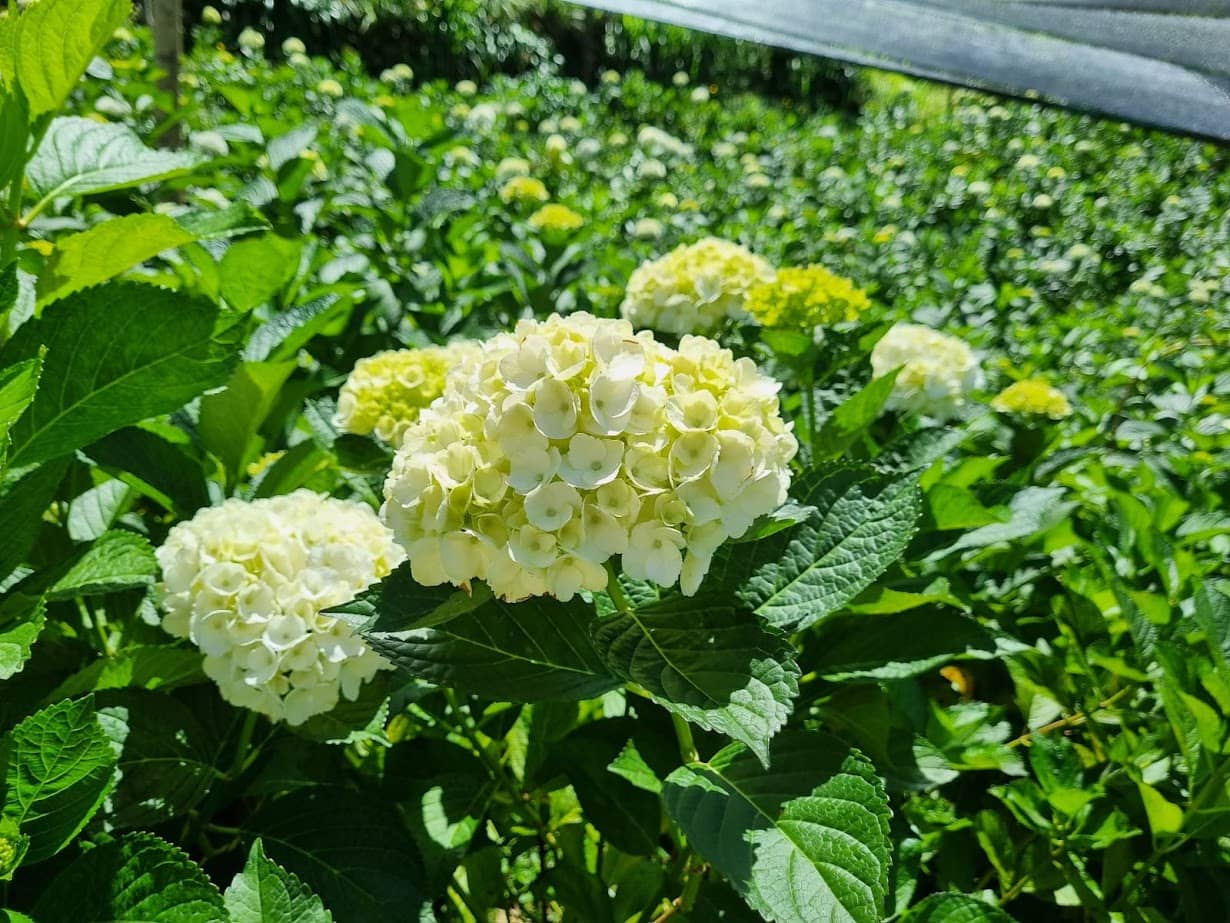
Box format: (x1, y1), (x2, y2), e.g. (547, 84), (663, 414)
(0, 2), (1226, 922)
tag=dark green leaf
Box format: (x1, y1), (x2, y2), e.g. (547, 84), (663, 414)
(814, 370), (899, 459)
(0, 282), (236, 468)
(364, 593), (617, 702)
(664, 730), (892, 923)
(86, 425), (210, 516)
(594, 595), (799, 765)
(245, 787), (430, 923)
(225, 839), (334, 923)
(901, 892), (1018, 922)
(0, 458), (69, 581)
(708, 464), (922, 632)
(0, 696), (118, 863)
(31, 832), (225, 922)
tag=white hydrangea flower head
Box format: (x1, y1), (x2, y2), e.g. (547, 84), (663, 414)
(382, 313), (797, 602)
(156, 491), (405, 725)
(637, 125), (694, 159)
(870, 323), (983, 421)
(620, 238), (775, 336)
(335, 341), (482, 447)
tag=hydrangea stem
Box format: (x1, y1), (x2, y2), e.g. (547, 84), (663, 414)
(228, 710), (260, 780)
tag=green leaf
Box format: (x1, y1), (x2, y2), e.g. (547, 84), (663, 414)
(383, 738), (493, 889)
(0, 89), (27, 205)
(664, 730), (892, 923)
(14, 0), (131, 120)
(593, 595), (799, 765)
(0, 282), (236, 468)
(66, 478), (130, 541)
(48, 529), (156, 600)
(0, 355), (42, 468)
(814, 370), (899, 459)
(94, 690), (218, 829)
(37, 213), (195, 304)
(86, 425), (210, 516)
(245, 787), (430, 923)
(364, 593), (618, 702)
(225, 839), (334, 923)
(708, 464), (922, 632)
(0, 457), (69, 580)
(0, 696), (118, 863)
(803, 608), (1024, 681)
(1137, 782), (1184, 837)
(329, 562), (490, 633)
(1194, 582), (1230, 678)
(176, 200), (272, 241)
(219, 234), (302, 311)
(0, 590), (44, 681)
(901, 893), (1018, 922)
(243, 294), (351, 362)
(925, 484), (1005, 531)
(30, 832), (226, 923)
(199, 360), (297, 481)
(556, 719), (663, 856)
(931, 486), (1073, 559)
(46, 645), (205, 700)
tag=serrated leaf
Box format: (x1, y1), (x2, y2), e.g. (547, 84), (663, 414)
(26, 117), (202, 212)
(14, 0), (131, 119)
(177, 200), (271, 240)
(664, 730), (891, 923)
(0, 589), (44, 681)
(901, 893), (1017, 922)
(593, 595), (798, 765)
(0, 282), (235, 468)
(245, 787), (429, 923)
(48, 529), (156, 600)
(66, 478), (130, 542)
(803, 608), (1025, 681)
(37, 213), (195, 304)
(225, 839), (334, 923)
(363, 593), (617, 702)
(243, 293), (350, 362)
(1194, 582), (1230, 679)
(0, 355), (42, 468)
(0, 696), (118, 863)
(31, 832), (225, 922)
(708, 464), (922, 632)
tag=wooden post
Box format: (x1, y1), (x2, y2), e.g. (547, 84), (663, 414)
(146, 0), (183, 148)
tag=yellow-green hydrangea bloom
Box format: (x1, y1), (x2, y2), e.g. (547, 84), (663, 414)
(499, 176), (550, 205)
(528, 204), (584, 233)
(746, 265), (871, 331)
(991, 379), (1073, 420)
(382, 313), (797, 602)
(335, 342), (480, 447)
(870, 323), (982, 421)
(156, 491), (404, 725)
(620, 238), (774, 336)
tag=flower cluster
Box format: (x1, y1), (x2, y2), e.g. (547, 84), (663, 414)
(620, 238), (775, 336)
(991, 379), (1073, 420)
(637, 125), (693, 158)
(746, 265), (871, 332)
(335, 342), (480, 447)
(870, 323), (982, 420)
(156, 492), (405, 725)
(382, 313), (797, 601)
(499, 176), (549, 205)
(528, 204), (585, 233)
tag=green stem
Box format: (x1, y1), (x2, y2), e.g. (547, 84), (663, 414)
(671, 712), (698, 764)
(228, 710), (260, 780)
(605, 564), (635, 613)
